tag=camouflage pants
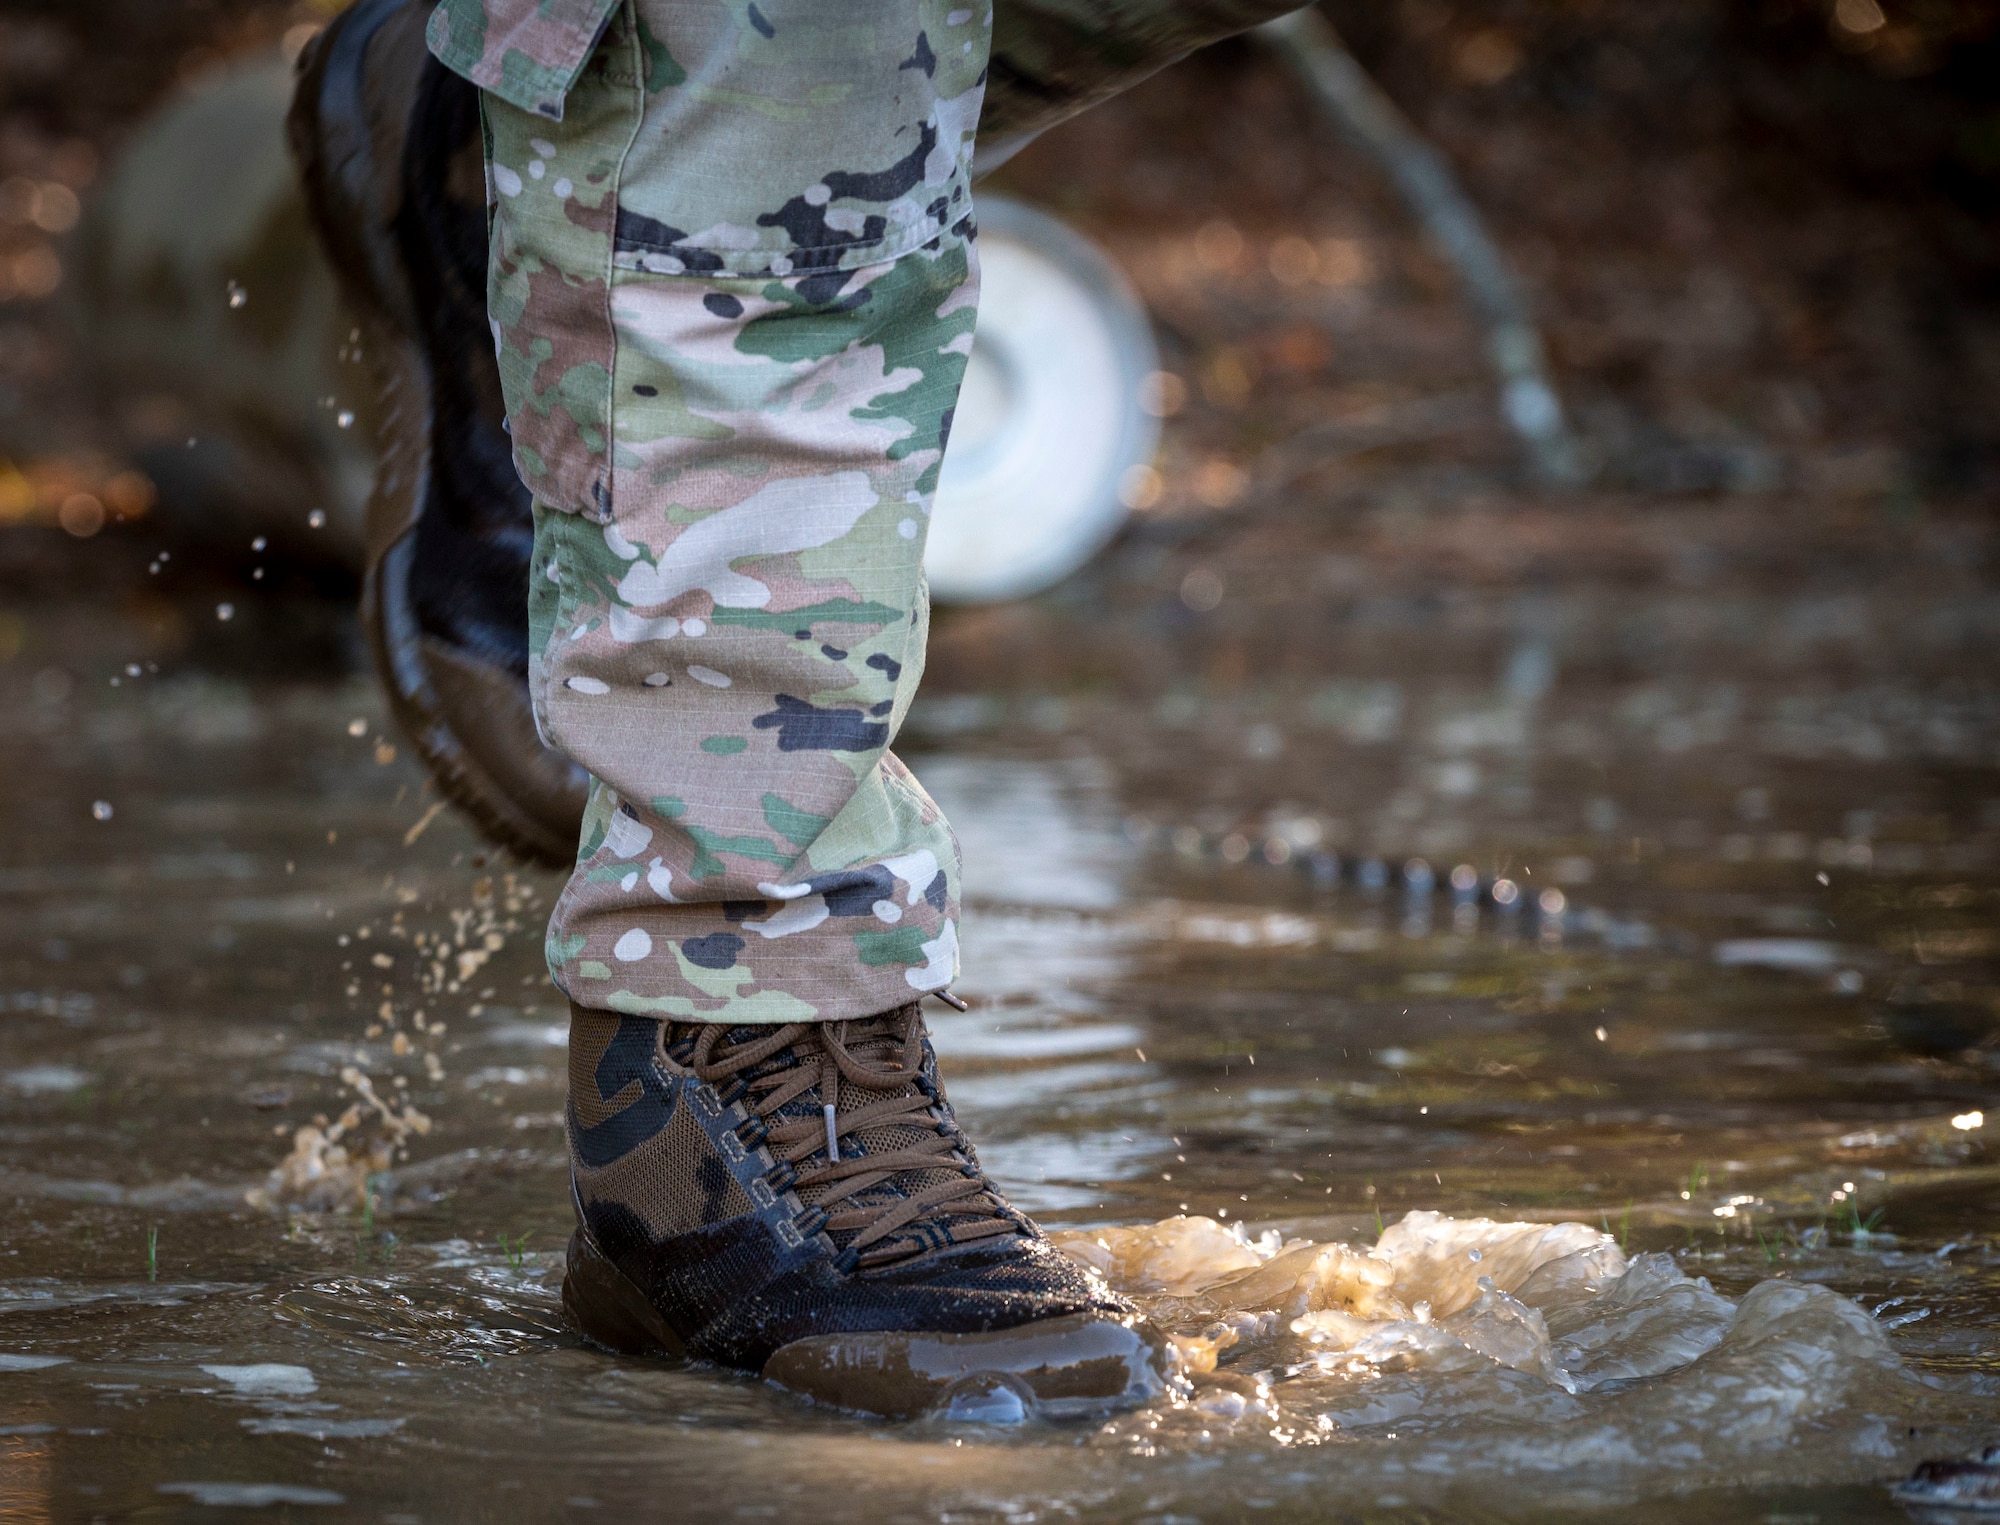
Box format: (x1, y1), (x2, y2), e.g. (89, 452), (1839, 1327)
(429, 0), (987, 1022)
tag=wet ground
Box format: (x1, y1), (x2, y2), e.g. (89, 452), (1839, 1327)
(1, 544), (1997, 1521)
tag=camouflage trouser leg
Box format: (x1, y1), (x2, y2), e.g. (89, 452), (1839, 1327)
(435, 0), (990, 1022)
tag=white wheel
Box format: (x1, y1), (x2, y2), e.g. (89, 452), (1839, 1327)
(925, 197), (1159, 604)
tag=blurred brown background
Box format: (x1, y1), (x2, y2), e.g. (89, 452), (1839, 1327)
(1, 0), (1997, 688)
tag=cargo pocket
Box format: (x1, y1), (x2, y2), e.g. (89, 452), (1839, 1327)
(475, 3), (644, 520)
(426, 0), (623, 121)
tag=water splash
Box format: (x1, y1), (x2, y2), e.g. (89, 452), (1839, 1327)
(246, 1067), (430, 1214)
(1059, 1211), (1935, 1494)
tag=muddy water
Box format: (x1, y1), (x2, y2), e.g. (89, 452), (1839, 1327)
(1, 599), (1997, 1523)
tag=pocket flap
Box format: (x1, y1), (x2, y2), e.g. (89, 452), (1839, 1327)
(426, 0), (621, 121)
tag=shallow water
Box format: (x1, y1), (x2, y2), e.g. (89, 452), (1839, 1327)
(1, 595), (1997, 1522)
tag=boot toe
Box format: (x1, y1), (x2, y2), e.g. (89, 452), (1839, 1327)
(763, 1308), (1170, 1419)
(747, 1237), (1170, 1417)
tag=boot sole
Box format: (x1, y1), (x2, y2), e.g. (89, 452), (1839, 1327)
(360, 338), (587, 870)
(562, 1225), (1168, 1418)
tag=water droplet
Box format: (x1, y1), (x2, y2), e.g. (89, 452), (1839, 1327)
(307, 510), (326, 529)
(347, 718), (367, 737)
(336, 410), (355, 429)
(1468, 1247), (1483, 1262)
(216, 602), (235, 622)
(251, 536), (267, 552)
(226, 279), (247, 308)
(91, 800), (113, 821)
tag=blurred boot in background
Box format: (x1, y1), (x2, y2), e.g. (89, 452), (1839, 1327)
(291, 0), (590, 867)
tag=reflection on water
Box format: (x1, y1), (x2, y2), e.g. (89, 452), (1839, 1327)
(921, 754), (1132, 913)
(0, 608), (1997, 1521)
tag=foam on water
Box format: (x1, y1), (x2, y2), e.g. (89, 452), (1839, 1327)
(197, 1363), (318, 1396)
(1054, 1211), (1941, 1495)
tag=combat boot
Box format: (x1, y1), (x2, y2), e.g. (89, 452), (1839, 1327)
(562, 1002), (1168, 1417)
(288, 0), (586, 866)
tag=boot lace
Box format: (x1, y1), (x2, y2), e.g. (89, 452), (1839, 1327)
(674, 1005), (1024, 1272)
